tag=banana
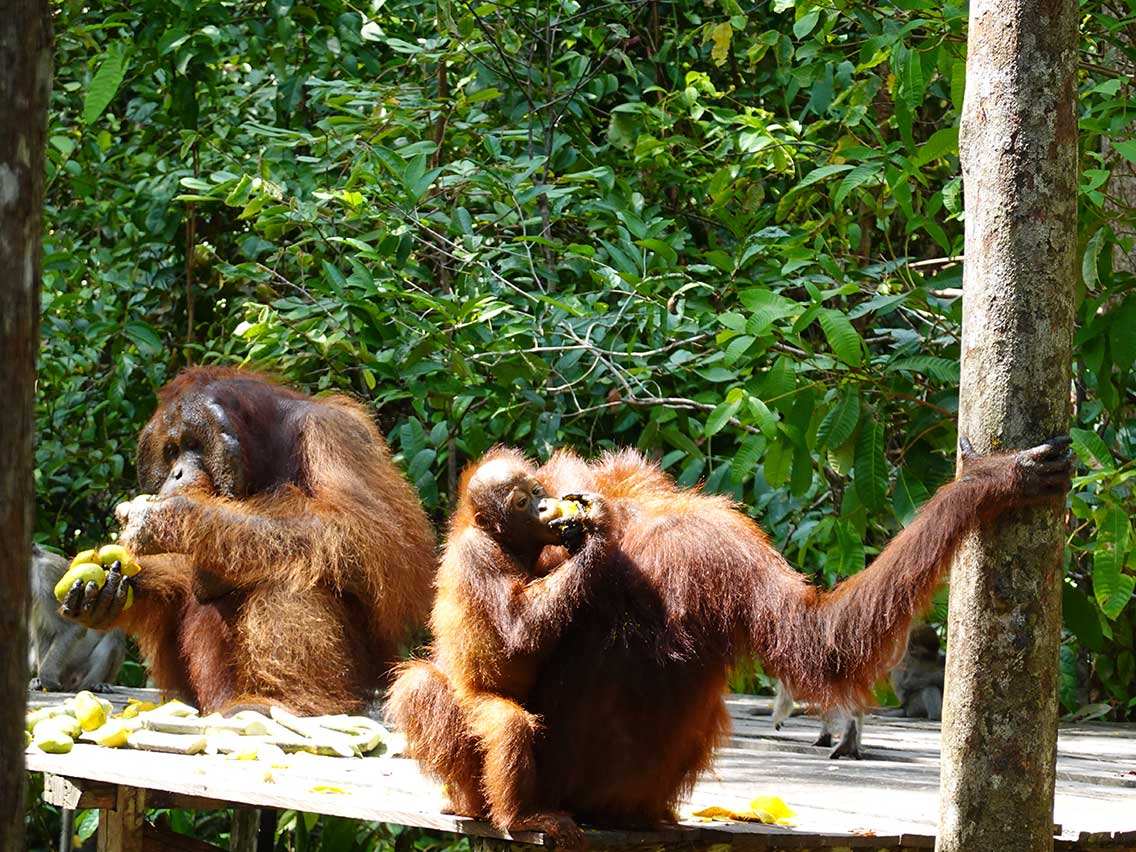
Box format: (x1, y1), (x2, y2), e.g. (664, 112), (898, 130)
(73, 691), (108, 731)
(69, 549), (99, 569)
(542, 498), (583, 522)
(33, 715), (80, 740)
(83, 719), (130, 748)
(53, 562), (107, 602)
(97, 544), (141, 576)
(33, 730), (74, 754)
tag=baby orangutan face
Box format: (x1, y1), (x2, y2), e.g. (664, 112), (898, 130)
(468, 459), (561, 548)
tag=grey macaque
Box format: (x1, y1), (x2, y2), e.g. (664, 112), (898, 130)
(29, 545), (126, 692)
(772, 680), (865, 759)
(887, 623), (945, 720)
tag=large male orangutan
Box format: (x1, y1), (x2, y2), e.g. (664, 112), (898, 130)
(389, 437), (1072, 845)
(62, 367), (436, 714)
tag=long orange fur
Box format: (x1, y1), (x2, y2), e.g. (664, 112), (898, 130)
(390, 440), (1069, 835)
(106, 367), (437, 714)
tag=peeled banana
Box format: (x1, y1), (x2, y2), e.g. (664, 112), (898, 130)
(73, 691), (109, 731)
(541, 498), (583, 522)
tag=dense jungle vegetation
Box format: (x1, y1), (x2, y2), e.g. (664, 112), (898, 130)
(28, 0), (1136, 845)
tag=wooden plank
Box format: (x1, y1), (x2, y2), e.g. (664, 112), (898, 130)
(43, 774), (116, 809)
(228, 809), (259, 852)
(24, 691), (1136, 850)
(144, 823), (225, 852)
(99, 785), (145, 852)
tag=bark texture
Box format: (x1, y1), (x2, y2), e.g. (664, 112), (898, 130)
(937, 1), (1078, 851)
(0, 3), (50, 849)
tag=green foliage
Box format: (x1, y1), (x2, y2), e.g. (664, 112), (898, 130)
(38, 0), (1135, 753)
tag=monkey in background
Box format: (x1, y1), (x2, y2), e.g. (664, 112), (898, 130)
(771, 681), (864, 759)
(30, 545), (126, 692)
(886, 623), (945, 720)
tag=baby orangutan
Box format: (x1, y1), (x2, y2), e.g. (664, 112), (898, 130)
(388, 448), (609, 847)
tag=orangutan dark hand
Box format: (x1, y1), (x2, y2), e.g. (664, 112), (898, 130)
(959, 435), (1074, 509)
(59, 564), (132, 630)
(549, 493), (606, 554)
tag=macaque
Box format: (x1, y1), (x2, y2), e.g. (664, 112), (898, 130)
(888, 624), (946, 720)
(29, 545), (125, 692)
(771, 680), (864, 759)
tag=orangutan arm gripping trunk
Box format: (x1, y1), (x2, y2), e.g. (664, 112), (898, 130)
(759, 437), (1072, 709)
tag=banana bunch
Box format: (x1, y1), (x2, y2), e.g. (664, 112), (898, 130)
(53, 544), (141, 607)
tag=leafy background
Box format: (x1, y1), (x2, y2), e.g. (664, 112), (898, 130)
(29, 0), (1136, 847)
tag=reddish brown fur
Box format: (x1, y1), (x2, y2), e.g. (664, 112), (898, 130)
(388, 448), (608, 844)
(106, 367), (436, 714)
(391, 440), (1070, 835)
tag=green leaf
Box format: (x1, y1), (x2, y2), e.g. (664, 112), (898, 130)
(730, 433), (766, 485)
(695, 366), (737, 383)
(1113, 139), (1136, 164)
(764, 436), (792, 488)
(949, 54), (966, 112)
(124, 321), (163, 356)
(793, 8), (821, 39)
(818, 309), (863, 366)
(1070, 428), (1113, 469)
(746, 396), (780, 438)
(1110, 297), (1136, 372)
(723, 334), (756, 366)
(833, 163), (880, 207)
(76, 810), (99, 841)
(854, 419), (887, 511)
(83, 48), (130, 124)
(796, 164), (854, 189)
(1062, 583), (1104, 652)
(789, 441), (812, 496)
(739, 288), (797, 335)
(705, 397), (742, 438)
(886, 356), (960, 383)
(636, 238), (678, 265)
(893, 467), (931, 526)
(833, 518), (865, 578)
(1093, 505), (1133, 619)
(913, 127), (959, 167)
(816, 388), (860, 450)
(400, 418), (427, 459)
(1082, 227), (1107, 291)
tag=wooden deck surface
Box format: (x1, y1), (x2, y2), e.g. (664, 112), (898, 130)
(25, 689), (1136, 850)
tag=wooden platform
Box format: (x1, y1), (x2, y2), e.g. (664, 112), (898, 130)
(26, 690), (1136, 851)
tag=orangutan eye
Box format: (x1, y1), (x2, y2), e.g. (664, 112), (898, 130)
(515, 494), (529, 510)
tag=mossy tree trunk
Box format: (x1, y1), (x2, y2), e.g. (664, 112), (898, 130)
(0, 3), (50, 849)
(936, 1), (1078, 851)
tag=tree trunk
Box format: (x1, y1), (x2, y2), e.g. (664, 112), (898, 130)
(0, 3), (51, 850)
(936, 1), (1078, 851)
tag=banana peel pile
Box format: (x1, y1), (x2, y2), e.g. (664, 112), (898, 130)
(26, 691), (398, 763)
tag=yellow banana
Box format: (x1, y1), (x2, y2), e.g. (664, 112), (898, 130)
(53, 563), (106, 602)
